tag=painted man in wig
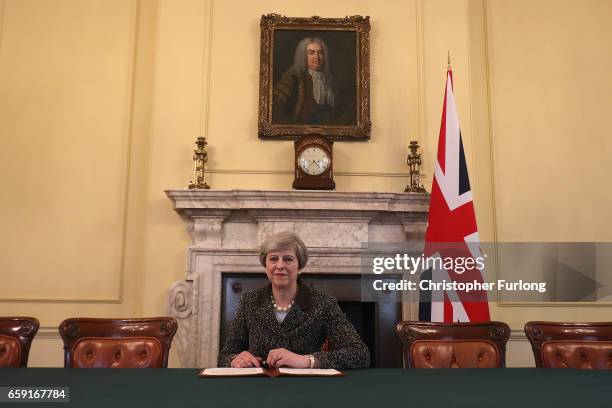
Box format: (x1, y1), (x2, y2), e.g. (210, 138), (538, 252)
(273, 37), (354, 125)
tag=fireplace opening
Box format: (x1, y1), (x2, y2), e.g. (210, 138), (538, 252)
(220, 273), (403, 368)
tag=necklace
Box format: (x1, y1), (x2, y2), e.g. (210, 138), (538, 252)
(270, 293), (294, 312)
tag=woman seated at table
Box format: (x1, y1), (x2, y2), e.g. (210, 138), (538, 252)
(218, 231), (370, 370)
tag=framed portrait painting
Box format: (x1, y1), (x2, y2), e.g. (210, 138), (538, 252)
(258, 14), (371, 141)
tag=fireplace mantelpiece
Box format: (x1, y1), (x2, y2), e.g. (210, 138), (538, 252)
(165, 189), (429, 368)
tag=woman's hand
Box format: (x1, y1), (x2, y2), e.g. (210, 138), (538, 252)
(266, 348), (310, 368)
(230, 351), (262, 368)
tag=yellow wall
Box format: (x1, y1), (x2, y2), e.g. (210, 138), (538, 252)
(1, 0), (610, 367)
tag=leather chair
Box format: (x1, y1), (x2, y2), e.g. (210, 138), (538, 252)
(396, 321), (510, 368)
(525, 321), (612, 369)
(0, 317), (39, 367)
(59, 317), (177, 368)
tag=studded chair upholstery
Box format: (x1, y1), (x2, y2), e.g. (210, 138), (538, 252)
(396, 321), (510, 368)
(525, 321), (612, 369)
(0, 317), (39, 367)
(59, 317), (177, 368)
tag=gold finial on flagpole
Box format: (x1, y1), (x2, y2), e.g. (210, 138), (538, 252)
(447, 51), (451, 70)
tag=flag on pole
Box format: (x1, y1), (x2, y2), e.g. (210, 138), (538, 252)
(418, 67), (490, 322)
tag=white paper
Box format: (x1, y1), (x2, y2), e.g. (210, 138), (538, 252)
(200, 367), (264, 376)
(278, 368), (341, 376)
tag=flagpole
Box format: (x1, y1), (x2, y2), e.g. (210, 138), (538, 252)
(447, 52), (453, 88)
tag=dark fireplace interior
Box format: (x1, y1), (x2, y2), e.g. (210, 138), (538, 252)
(220, 273), (403, 368)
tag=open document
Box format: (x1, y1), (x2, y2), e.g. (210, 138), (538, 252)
(198, 367), (343, 377)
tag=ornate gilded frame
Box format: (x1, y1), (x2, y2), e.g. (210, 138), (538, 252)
(258, 14), (371, 141)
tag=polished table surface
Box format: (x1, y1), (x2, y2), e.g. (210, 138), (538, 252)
(1, 368), (612, 408)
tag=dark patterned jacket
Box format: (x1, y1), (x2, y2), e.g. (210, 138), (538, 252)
(272, 68), (355, 126)
(217, 280), (370, 369)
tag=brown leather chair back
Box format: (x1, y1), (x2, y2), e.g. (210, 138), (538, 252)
(59, 317), (177, 368)
(525, 321), (612, 369)
(396, 321), (510, 368)
(0, 317), (39, 367)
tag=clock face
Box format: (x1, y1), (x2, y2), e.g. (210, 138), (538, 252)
(298, 147), (330, 176)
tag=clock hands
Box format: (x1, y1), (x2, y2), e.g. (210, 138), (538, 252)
(308, 160), (324, 174)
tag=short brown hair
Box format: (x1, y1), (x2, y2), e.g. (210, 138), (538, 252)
(259, 231), (308, 270)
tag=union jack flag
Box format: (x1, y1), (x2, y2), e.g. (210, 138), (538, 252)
(418, 68), (490, 322)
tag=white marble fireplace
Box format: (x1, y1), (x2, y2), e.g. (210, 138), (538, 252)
(165, 189), (429, 368)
